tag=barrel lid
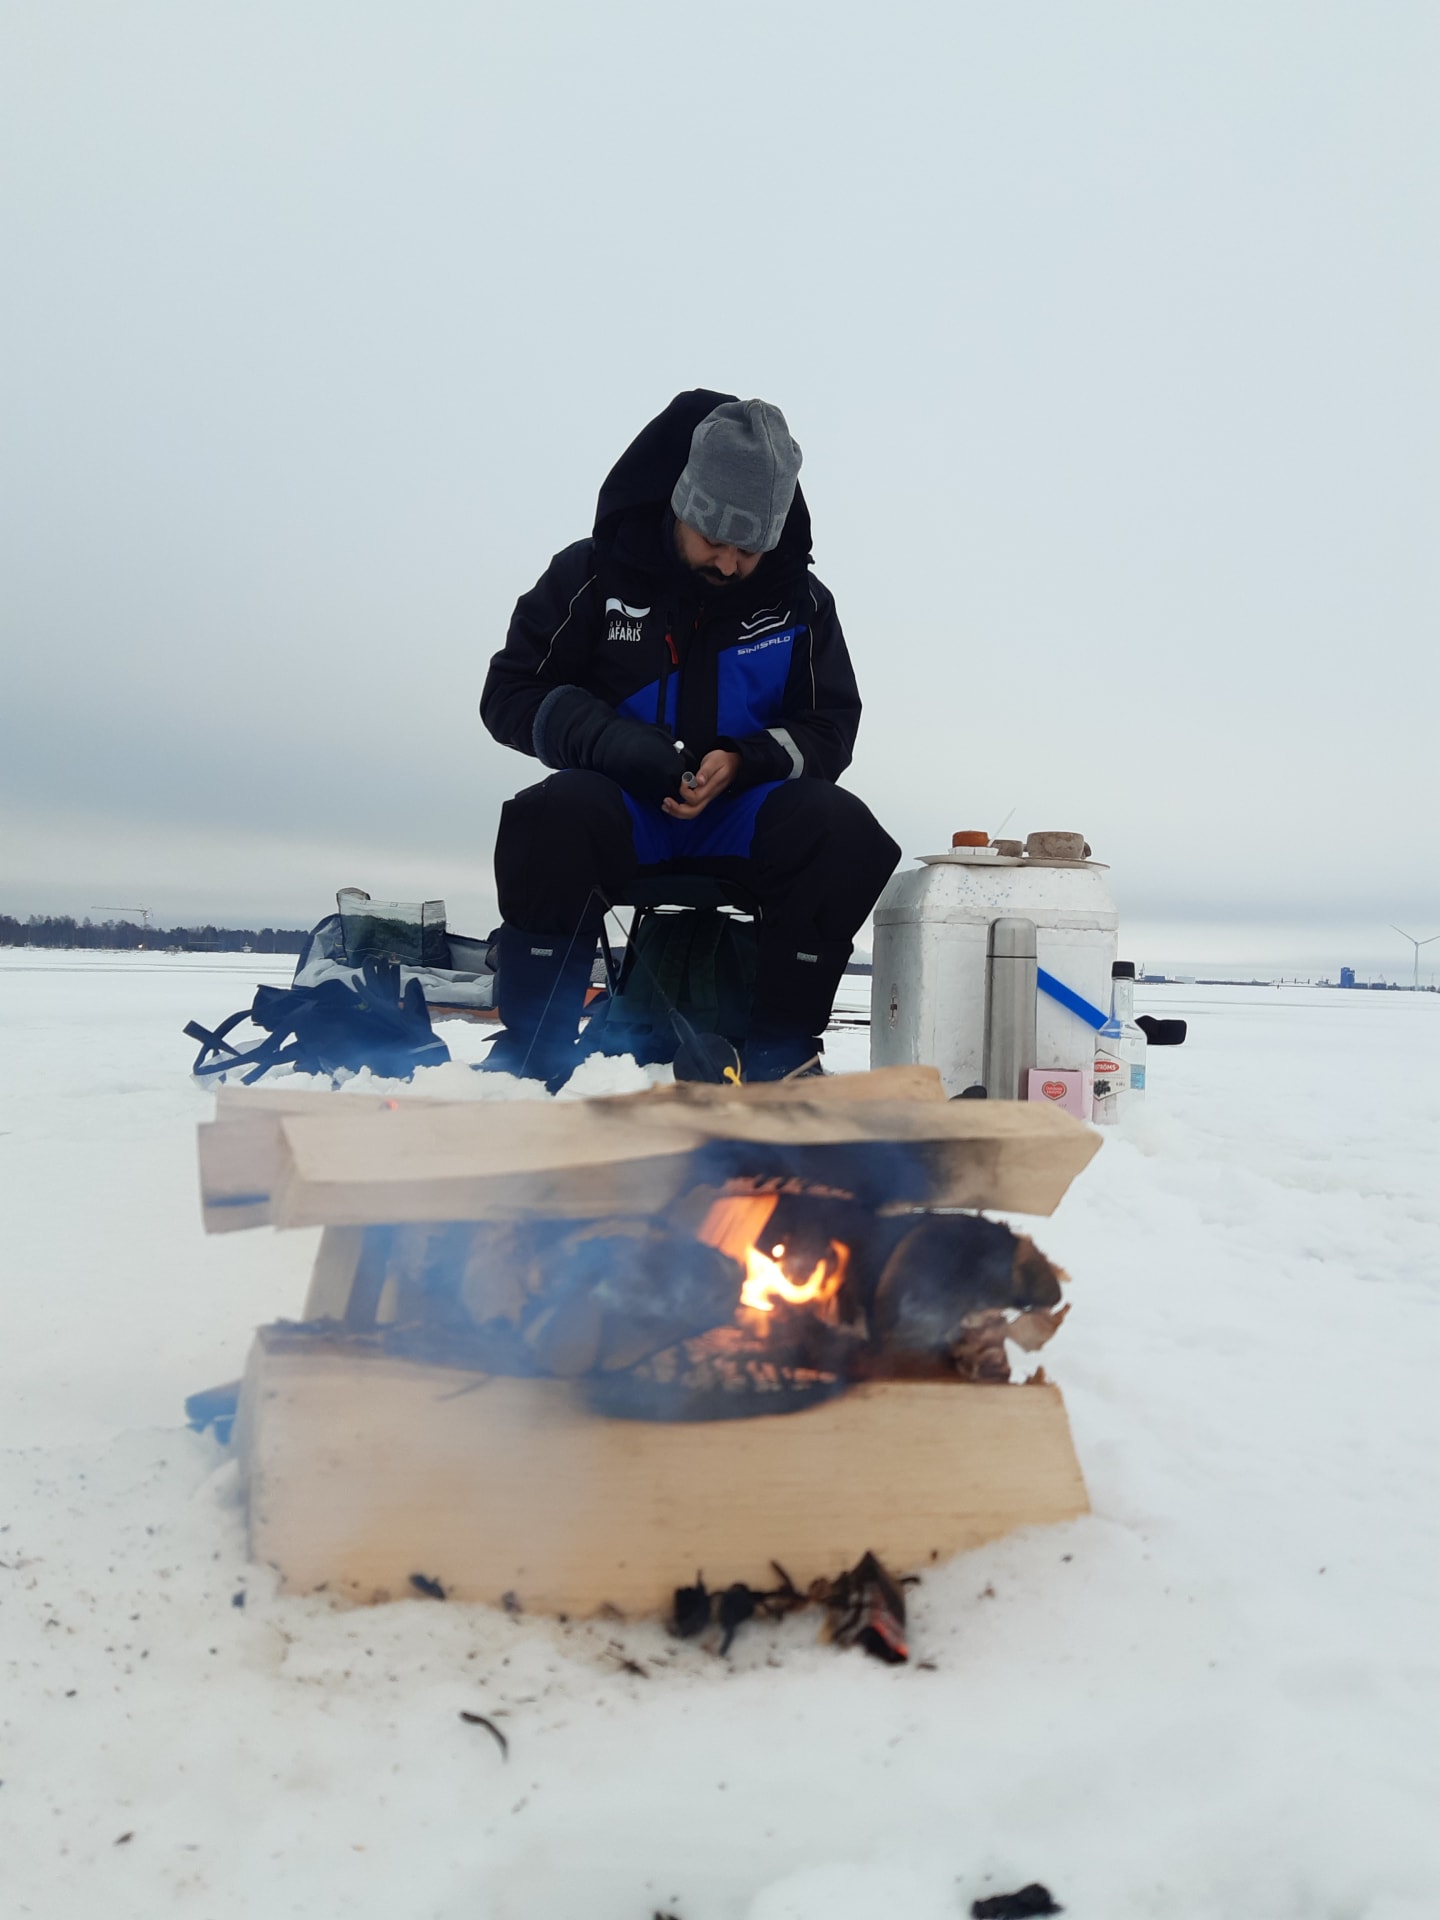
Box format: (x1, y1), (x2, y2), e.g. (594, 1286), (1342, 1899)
(918, 851), (1110, 871)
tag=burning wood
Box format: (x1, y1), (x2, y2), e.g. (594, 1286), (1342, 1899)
(819, 1549), (911, 1664)
(285, 1175), (1071, 1416)
(214, 1074), (1097, 1616)
(520, 1220), (741, 1377)
(669, 1549), (911, 1663)
(585, 1324), (851, 1422)
(693, 1189), (852, 1318)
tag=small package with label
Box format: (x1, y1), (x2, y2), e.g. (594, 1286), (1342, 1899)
(1025, 1067), (1088, 1121)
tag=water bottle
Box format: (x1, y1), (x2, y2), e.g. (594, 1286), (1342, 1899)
(1091, 1016), (1125, 1124)
(1110, 961), (1147, 1104)
(1092, 962), (1147, 1122)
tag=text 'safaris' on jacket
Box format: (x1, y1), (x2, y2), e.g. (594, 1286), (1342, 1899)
(479, 390), (863, 795)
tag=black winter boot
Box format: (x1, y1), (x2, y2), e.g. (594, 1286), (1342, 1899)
(478, 923), (599, 1092)
(743, 934), (852, 1082)
(743, 1036), (825, 1082)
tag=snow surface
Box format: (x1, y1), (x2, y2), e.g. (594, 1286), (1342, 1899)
(2, 949), (1439, 1918)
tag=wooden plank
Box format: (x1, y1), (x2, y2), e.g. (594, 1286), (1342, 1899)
(240, 1333), (1089, 1615)
(608, 1063), (947, 1110)
(201, 1090), (448, 1233)
(270, 1086), (1098, 1228)
(301, 1226), (366, 1319)
(213, 1087), (407, 1120)
(212, 1064), (939, 1121)
(198, 1117), (281, 1233)
(199, 1067), (948, 1233)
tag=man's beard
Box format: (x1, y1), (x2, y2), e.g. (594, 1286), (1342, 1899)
(695, 565), (739, 588)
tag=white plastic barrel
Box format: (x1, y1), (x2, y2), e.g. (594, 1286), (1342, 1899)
(870, 850), (1119, 1096)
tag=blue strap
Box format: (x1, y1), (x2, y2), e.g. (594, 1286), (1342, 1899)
(1037, 967), (1111, 1031)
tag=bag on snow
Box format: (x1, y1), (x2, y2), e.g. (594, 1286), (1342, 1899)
(293, 888), (497, 1015)
(185, 955), (451, 1083)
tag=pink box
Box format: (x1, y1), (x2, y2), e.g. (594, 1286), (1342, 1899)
(1025, 1067), (1088, 1120)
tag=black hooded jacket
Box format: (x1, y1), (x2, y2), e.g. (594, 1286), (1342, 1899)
(479, 390), (863, 792)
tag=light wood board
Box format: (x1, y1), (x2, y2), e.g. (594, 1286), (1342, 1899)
(239, 1331), (1090, 1615)
(270, 1085), (1097, 1228)
(200, 1090), (445, 1233)
(199, 1067), (946, 1232)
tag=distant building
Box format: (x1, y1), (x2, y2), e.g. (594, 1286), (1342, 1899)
(1340, 966), (1356, 989)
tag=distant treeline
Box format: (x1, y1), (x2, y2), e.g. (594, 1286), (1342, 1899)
(0, 914), (309, 953)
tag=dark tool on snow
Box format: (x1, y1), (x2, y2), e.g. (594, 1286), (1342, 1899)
(970, 1885), (1063, 1918)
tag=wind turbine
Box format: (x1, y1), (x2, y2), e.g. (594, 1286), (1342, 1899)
(1390, 925), (1440, 990)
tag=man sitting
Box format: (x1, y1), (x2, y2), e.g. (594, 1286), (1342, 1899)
(479, 388), (899, 1087)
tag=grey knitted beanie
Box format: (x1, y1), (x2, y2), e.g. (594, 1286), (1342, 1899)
(670, 398), (802, 553)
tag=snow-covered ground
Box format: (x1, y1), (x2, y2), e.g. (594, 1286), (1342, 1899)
(2, 950), (1438, 1919)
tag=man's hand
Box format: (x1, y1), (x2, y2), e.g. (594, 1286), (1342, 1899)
(537, 686), (693, 808)
(662, 748), (741, 819)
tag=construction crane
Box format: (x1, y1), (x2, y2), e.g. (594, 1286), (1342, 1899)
(94, 906), (155, 940)
(1390, 925), (1440, 990)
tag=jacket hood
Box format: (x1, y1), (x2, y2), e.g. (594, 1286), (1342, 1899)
(593, 388), (814, 587)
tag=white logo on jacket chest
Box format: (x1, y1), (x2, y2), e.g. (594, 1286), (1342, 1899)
(738, 605), (792, 641)
(605, 598), (649, 645)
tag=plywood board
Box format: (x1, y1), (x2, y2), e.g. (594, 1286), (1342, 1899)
(240, 1331), (1089, 1616)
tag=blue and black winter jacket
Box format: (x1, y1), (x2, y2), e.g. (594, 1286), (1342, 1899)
(480, 390), (863, 798)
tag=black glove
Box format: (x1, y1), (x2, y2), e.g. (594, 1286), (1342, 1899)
(1136, 1015), (1188, 1047)
(534, 685), (693, 808)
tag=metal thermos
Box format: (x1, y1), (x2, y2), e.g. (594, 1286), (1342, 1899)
(983, 916), (1038, 1099)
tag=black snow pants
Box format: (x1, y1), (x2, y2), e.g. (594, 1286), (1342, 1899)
(493, 772), (901, 1043)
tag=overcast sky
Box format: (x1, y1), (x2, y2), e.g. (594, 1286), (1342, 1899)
(2, 3), (1436, 970)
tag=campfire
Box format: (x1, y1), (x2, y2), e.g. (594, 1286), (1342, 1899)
(322, 1174), (1071, 1422)
(201, 1072), (1097, 1614)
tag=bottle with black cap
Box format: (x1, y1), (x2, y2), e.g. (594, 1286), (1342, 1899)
(1092, 961), (1146, 1123)
(1111, 960), (1147, 1105)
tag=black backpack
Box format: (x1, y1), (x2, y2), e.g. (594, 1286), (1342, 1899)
(585, 905), (757, 1066)
(185, 957), (450, 1083)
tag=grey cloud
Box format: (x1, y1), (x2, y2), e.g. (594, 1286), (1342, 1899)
(2, 3), (1436, 957)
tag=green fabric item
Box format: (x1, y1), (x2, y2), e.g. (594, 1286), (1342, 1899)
(599, 907), (758, 1061)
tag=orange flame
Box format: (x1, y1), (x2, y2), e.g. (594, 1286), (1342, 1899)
(740, 1240), (835, 1313)
(696, 1191), (849, 1320)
